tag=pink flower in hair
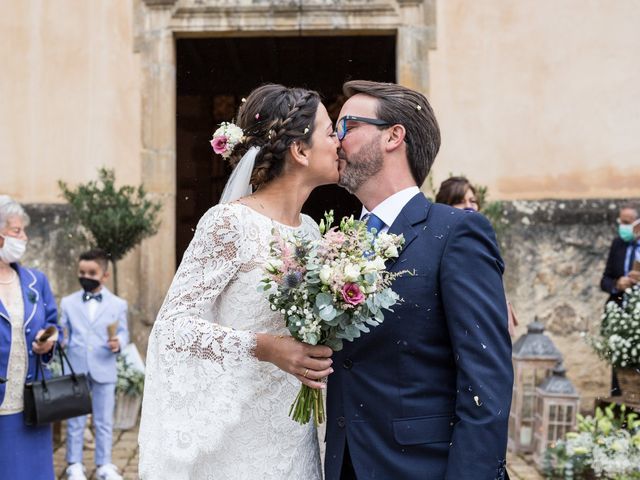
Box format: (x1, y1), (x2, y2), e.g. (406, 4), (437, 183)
(210, 122), (244, 158)
(210, 136), (228, 155)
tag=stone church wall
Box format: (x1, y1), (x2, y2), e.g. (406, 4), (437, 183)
(22, 197), (637, 411)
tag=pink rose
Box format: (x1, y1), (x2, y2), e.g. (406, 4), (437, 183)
(341, 283), (365, 305)
(210, 135), (228, 155)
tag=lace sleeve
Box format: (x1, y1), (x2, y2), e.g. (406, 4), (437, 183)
(140, 205), (262, 470)
(152, 204), (257, 366)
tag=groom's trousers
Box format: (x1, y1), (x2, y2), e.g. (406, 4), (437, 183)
(340, 443), (358, 480)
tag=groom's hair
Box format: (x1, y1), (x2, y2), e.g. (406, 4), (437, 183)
(229, 84), (321, 188)
(343, 80), (440, 187)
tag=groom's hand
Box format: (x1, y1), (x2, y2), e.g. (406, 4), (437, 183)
(255, 334), (334, 389)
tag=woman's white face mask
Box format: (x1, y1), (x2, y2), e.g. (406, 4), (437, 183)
(0, 235), (27, 264)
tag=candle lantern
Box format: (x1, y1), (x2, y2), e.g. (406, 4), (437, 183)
(533, 362), (579, 467)
(509, 319), (561, 453)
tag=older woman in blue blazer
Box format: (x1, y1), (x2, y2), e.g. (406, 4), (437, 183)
(0, 196), (58, 479)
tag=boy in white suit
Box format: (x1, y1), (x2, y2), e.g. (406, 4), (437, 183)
(60, 249), (129, 480)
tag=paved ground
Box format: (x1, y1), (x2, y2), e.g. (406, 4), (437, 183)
(53, 423), (139, 480)
(53, 421), (544, 480)
(507, 453), (545, 480)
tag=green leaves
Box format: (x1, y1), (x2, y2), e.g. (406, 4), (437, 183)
(58, 168), (162, 264)
(116, 354), (145, 397)
(58, 168), (162, 293)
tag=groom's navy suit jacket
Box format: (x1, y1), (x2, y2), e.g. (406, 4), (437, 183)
(325, 193), (513, 480)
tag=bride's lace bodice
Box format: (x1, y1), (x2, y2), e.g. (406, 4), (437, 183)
(138, 203), (322, 480)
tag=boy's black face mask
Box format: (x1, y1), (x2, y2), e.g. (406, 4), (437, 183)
(78, 277), (100, 293)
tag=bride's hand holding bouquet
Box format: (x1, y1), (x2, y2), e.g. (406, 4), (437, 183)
(261, 211), (405, 425)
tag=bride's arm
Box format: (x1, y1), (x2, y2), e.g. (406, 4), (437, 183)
(153, 204), (332, 385)
(151, 205), (256, 367)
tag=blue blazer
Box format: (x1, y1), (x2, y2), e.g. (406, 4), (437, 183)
(0, 264), (59, 404)
(59, 288), (129, 384)
(325, 194), (513, 480)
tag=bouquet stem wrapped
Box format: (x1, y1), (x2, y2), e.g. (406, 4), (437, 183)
(261, 211), (406, 425)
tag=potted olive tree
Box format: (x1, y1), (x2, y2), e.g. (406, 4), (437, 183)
(58, 167), (161, 294)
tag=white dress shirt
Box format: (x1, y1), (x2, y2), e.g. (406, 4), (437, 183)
(86, 294), (100, 321)
(360, 186), (421, 234)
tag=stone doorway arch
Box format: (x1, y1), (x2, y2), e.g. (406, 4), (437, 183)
(134, 0), (436, 321)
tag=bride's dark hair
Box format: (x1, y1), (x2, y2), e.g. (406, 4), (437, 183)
(228, 84), (321, 188)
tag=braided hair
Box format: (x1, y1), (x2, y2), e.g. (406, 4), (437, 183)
(228, 84), (321, 188)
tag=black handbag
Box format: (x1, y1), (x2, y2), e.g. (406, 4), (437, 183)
(23, 345), (92, 426)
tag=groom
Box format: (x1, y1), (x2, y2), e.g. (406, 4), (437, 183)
(325, 80), (513, 480)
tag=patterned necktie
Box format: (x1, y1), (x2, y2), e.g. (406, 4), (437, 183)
(365, 213), (385, 236)
(82, 292), (103, 302)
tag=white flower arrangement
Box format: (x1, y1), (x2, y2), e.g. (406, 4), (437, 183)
(589, 285), (640, 368)
(116, 354), (145, 397)
(261, 211), (406, 425)
(543, 404), (640, 479)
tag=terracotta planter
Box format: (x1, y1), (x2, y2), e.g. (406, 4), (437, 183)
(113, 392), (142, 430)
(617, 367), (640, 405)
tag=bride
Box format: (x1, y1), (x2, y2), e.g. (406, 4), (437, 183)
(138, 84), (339, 479)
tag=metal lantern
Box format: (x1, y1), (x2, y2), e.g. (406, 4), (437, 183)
(533, 362), (579, 467)
(509, 319), (562, 453)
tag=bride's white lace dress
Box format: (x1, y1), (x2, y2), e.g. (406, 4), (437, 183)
(138, 203), (322, 480)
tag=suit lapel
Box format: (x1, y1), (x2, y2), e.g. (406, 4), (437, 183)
(17, 265), (39, 328)
(0, 299), (9, 323)
(386, 193), (431, 271)
(91, 288), (110, 325)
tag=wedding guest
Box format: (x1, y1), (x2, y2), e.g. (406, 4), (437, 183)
(435, 175), (480, 211)
(601, 204), (640, 306)
(60, 248), (129, 480)
(436, 176), (518, 336)
(0, 195), (58, 479)
(600, 204), (640, 396)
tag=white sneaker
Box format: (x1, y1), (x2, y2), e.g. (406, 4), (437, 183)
(96, 463), (123, 480)
(66, 463), (87, 480)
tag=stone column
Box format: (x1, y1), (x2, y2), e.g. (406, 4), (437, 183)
(396, 0), (436, 95)
(137, 0), (177, 346)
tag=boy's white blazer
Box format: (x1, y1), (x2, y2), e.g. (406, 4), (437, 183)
(59, 287), (129, 384)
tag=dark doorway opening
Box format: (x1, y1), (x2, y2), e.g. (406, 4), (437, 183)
(176, 35), (396, 264)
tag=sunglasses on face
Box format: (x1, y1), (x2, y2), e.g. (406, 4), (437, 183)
(335, 115), (391, 141)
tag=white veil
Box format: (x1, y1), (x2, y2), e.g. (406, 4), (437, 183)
(219, 146), (260, 204)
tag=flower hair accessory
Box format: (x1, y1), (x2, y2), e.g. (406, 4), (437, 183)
(210, 122), (244, 159)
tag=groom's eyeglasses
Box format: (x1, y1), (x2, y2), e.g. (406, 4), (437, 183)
(335, 115), (391, 141)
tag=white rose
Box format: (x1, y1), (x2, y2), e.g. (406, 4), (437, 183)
(384, 245), (399, 258)
(343, 263), (361, 282)
(319, 265), (333, 285)
(265, 258), (283, 273)
(364, 257), (387, 273)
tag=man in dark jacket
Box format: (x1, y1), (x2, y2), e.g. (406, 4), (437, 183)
(600, 204), (640, 396)
(601, 205), (640, 305)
